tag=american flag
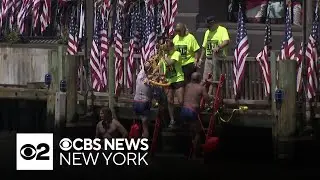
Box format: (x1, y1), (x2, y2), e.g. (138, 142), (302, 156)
(233, 5), (249, 97)
(161, 0), (170, 36)
(127, 5), (141, 89)
(296, 42), (303, 93)
(40, 0), (51, 33)
(100, 15), (109, 90)
(305, 4), (319, 100)
(142, 0), (156, 63)
(17, 0), (32, 34)
(278, 4), (295, 61)
(90, 10), (103, 92)
(32, 0), (41, 30)
(102, 0), (111, 18)
(256, 13), (271, 96)
(115, 6), (124, 95)
(9, 0), (22, 30)
(1, 0), (13, 30)
(168, 0), (177, 36)
(67, 13), (78, 55)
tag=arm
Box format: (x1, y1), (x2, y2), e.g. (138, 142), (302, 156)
(202, 86), (210, 102)
(218, 28), (230, 50)
(191, 36), (201, 63)
(200, 31), (208, 60)
(114, 120), (128, 138)
(95, 123), (100, 138)
(164, 54), (175, 65)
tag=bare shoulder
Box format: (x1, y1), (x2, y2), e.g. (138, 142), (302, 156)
(96, 121), (103, 129)
(112, 119), (121, 126)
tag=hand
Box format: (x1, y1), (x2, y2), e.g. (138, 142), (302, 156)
(195, 60), (202, 68)
(212, 47), (220, 53)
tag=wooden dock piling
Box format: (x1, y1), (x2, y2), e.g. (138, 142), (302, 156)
(272, 59), (297, 160)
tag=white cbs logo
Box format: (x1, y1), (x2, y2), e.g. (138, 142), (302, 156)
(16, 133), (53, 170)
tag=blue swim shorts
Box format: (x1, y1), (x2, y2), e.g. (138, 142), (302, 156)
(133, 101), (152, 116)
(180, 107), (198, 121)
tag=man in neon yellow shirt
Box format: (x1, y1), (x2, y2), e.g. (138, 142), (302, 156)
(159, 40), (184, 128)
(173, 23), (201, 83)
(199, 16), (230, 96)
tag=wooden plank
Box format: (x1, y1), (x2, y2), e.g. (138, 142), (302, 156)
(0, 87), (48, 100)
(65, 55), (79, 123)
(270, 51), (277, 117)
(252, 61), (257, 100)
(223, 99), (269, 106)
(223, 60), (229, 98)
(26, 82), (46, 89)
(257, 61), (262, 100)
(248, 61), (252, 100)
(276, 60), (297, 137)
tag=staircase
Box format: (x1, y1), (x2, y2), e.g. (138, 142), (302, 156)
(175, 0), (303, 56)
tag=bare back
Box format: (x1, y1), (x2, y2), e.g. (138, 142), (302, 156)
(183, 82), (208, 110)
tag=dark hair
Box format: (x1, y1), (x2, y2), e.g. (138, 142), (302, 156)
(100, 107), (112, 121)
(100, 107), (113, 130)
(165, 39), (174, 48)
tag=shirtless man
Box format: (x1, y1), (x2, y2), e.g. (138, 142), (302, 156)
(180, 72), (209, 155)
(133, 61), (153, 138)
(95, 107), (128, 139)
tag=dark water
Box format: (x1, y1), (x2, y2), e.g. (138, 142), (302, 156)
(1, 122), (320, 178)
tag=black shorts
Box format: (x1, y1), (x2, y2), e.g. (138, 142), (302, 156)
(168, 81), (184, 90)
(182, 63), (196, 82)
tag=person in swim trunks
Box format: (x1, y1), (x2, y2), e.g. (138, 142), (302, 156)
(181, 72), (209, 155)
(96, 107), (128, 140)
(133, 61), (154, 138)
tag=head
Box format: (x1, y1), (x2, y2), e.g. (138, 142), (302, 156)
(191, 72), (202, 83)
(206, 16), (218, 31)
(165, 39), (175, 52)
(99, 107), (113, 122)
(174, 23), (187, 37)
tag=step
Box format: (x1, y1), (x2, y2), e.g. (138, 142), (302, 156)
(175, 13), (199, 33)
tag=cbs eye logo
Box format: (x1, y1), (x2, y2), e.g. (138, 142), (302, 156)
(59, 138), (72, 151)
(20, 143), (50, 160)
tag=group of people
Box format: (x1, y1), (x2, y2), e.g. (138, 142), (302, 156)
(132, 16), (230, 151)
(94, 16), (230, 155)
(229, 0), (302, 25)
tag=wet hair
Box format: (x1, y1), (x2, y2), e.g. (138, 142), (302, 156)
(100, 107), (113, 129)
(100, 107), (112, 121)
(191, 72), (202, 83)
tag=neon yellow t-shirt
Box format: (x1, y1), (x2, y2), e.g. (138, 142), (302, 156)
(158, 51), (184, 84)
(173, 33), (200, 66)
(202, 26), (230, 57)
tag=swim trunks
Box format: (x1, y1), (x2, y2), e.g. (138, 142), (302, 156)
(180, 107), (198, 121)
(133, 101), (152, 117)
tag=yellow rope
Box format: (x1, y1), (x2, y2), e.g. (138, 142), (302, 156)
(215, 106), (248, 123)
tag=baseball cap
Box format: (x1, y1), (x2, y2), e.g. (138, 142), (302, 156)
(206, 16), (216, 24)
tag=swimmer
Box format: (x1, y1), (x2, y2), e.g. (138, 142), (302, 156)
(95, 107), (128, 139)
(180, 72), (209, 157)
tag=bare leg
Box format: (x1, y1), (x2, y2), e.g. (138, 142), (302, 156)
(166, 89), (175, 128)
(175, 86), (184, 106)
(190, 121), (201, 159)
